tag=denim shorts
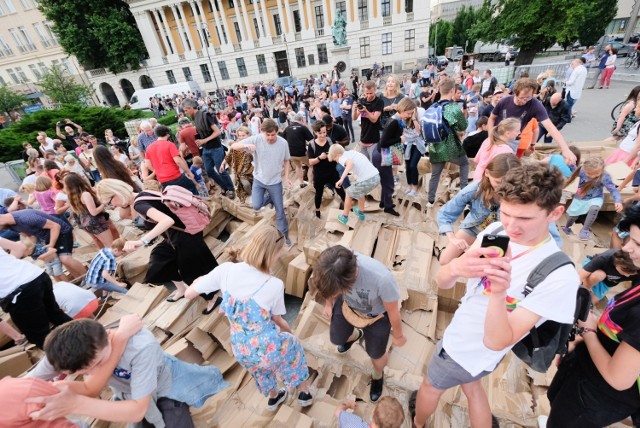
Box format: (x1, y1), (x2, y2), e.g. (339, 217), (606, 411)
(426, 340), (492, 390)
(44, 258), (63, 276)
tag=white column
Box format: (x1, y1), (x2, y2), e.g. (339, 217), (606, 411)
(206, 0), (224, 46)
(345, 0), (356, 33)
(216, 0), (235, 53)
(275, 0), (286, 36)
(328, 0), (336, 28)
(260, 0), (272, 38)
(157, 8), (178, 56)
(299, 0), (314, 38)
(133, 10), (165, 61)
(305, 0), (313, 31)
(177, 4), (197, 53)
(170, 5), (189, 53)
(323, 0), (332, 33)
(238, 0), (254, 48)
(283, 0), (294, 37)
(152, 10), (172, 56)
(252, 0), (263, 37)
(188, 1), (205, 50)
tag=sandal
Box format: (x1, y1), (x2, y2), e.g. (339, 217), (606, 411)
(166, 293), (185, 303)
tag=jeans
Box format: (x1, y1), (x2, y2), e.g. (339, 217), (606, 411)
(405, 146), (422, 186)
(202, 146), (234, 192)
(0, 229), (19, 241)
(372, 149), (394, 209)
(343, 117), (355, 141)
(538, 124), (553, 143)
(161, 174), (198, 195)
(565, 93), (576, 120)
(428, 155), (469, 203)
(87, 280), (128, 294)
(251, 179), (288, 236)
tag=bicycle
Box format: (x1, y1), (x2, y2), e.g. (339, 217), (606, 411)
(611, 100), (625, 121)
(624, 50), (640, 69)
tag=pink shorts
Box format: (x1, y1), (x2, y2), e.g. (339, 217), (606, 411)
(606, 148), (634, 166)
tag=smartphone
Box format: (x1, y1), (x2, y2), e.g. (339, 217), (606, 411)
(480, 234), (510, 258)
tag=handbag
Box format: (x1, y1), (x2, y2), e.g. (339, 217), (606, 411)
(381, 143), (403, 167)
(341, 300), (384, 328)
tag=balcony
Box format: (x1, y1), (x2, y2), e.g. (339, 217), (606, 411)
(315, 28), (324, 37)
(383, 16), (392, 26)
(86, 68), (107, 77)
(360, 20), (369, 30)
(407, 12), (414, 21)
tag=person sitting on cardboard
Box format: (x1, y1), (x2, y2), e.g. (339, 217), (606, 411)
(412, 162), (580, 428)
(311, 245), (406, 402)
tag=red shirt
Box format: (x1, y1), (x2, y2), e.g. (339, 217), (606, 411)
(178, 125), (199, 157)
(145, 139), (182, 183)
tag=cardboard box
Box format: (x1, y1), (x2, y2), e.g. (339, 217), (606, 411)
(387, 321), (435, 376)
(185, 325), (218, 360)
(348, 220), (382, 256)
(0, 351), (32, 378)
(285, 253), (312, 298)
(220, 196), (263, 224)
(98, 283), (169, 326)
(266, 405), (314, 428)
(303, 231), (340, 266)
(144, 297), (207, 336)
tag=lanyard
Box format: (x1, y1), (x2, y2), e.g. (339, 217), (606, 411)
(509, 235), (552, 262)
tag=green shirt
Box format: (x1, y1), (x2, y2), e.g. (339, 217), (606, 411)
(428, 102), (468, 164)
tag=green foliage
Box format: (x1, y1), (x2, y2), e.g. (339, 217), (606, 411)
(431, 5), (481, 55)
(0, 106), (152, 162)
(430, 20), (453, 55)
(39, 65), (94, 105)
(470, 0), (617, 65)
(157, 110), (178, 126)
(37, 0), (148, 73)
(0, 87), (28, 116)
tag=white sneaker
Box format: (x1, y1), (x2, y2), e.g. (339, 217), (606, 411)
(425, 202), (434, 209)
(537, 415), (548, 428)
(407, 190), (417, 197)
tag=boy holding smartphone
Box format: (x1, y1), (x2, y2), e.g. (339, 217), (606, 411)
(413, 163), (580, 428)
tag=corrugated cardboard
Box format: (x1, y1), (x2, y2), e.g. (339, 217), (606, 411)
(324, 208), (357, 232)
(266, 405), (313, 428)
(196, 308), (233, 355)
(348, 220), (382, 256)
(164, 337), (205, 365)
(115, 244), (158, 285)
(0, 351), (32, 378)
(144, 297), (207, 335)
(387, 321), (435, 376)
(302, 231), (340, 266)
(185, 325), (218, 360)
(98, 283), (169, 326)
(402, 303), (439, 341)
(285, 252), (312, 298)
(220, 196), (262, 224)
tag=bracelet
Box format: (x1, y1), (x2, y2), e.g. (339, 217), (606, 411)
(580, 327), (597, 337)
(140, 236), (151, 246)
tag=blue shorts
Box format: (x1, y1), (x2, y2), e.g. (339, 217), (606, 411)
(582, 257), (610, 299)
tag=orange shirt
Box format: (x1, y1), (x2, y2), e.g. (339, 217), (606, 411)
(518, 118), (538, 151)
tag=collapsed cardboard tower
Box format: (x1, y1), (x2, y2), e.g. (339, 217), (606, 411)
(0, 140), (634, 427)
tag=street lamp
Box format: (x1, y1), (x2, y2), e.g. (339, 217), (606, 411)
(282, 33), (292, 77)
(201, 23), (221, 95)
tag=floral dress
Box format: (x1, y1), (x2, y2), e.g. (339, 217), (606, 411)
(220, 277), (309, 396)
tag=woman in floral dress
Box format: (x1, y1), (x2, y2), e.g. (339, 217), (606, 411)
(185, 226), (313, 411)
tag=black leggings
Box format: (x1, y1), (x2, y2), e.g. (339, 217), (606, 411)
(343, 117), (355, 141)
(313, 175), (345, 210)
(405, 145), (422, 186)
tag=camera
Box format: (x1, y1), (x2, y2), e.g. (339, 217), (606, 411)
(357, 98), (366, 110)
(56, 121), (64, 128)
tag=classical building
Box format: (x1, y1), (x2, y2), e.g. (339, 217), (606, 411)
(0, 0), (95, 109)
(88, 0), (429, 106)
(430, 0), (483, 22)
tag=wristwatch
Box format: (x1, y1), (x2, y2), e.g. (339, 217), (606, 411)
(140, 236), (151, 246)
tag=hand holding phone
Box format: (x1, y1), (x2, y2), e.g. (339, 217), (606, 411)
(480, 234), (510, 258)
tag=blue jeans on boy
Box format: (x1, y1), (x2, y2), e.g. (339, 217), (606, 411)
(251, 179), (288, 237)
(202, 146), (234, 192)
(87, 280), (128, 294)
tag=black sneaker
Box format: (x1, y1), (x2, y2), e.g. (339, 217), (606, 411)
(297, 391), (313, 407)
(226, 189), (236, 200)
(370, 374), (384, 402)
(337, 328), (363, 353)
(315, 210), (321, 219)
(384, 208), (401, 217)
(267, 389), (287, 411)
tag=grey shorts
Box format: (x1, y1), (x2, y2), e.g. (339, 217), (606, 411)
(426, 340), (492, 390)
(346, 174), (380, 200)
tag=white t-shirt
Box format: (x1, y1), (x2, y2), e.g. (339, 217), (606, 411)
(619, 121), (640, 153)
(53, 281), (96, 318)
(193, 262), (286, 315)
(0, 247), (43, 298)
(39, 137), (54, 153)
(339, 150), (379, 182)
(442, 222), (579, 376)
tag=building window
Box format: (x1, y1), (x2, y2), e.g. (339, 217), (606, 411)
(236, 57), (247, 77)
(44, 22), (58, 45)
(183, 31), (192, 50)
(9, 28), (26, 53)
(60, 58), (73, 75)
(193, 2), (201, 15)
(15, 66), (28, 82)
(166, 70), (177, 84)
(317, 43), (328, 64)
(273, 14), (282, 36)
(357, 0), (368, 21)
(175, 6), (181, 19)
(404, 29), (415, 52)
(256, 54), (268, 74)
(32, 22), (51, 47)
(233, 21), (242, 42)
(295, 47), (306, 67)
(253, 17), (261, 38)
(360, 36), (370, 58)
(19, 0), (36, 10)
(382, 32), (392, 55)
(7, 68), (19, 84)
(315, 5), (324, 28)
(293, 10), (302, 32)
(183, 66), (193, 81)
(0, 34), (13, 56)
(165, 36), (174, 53)
(18, 26), (36, 51)
(0, 75), (6, 86)
(405, 0), (413, 13)
(218, 61), (230, 80)
(336, 1), (346, 17)
(200, 64), (212, 82)
(308, 54), (315, 65)
(228, 0), (234, 8)
(381, 0), (390, 17)
(38, 62), (47, 75)
(216, 25), (228, 44)
(29, 64), (41, 80)
(0, 0), (16, 15)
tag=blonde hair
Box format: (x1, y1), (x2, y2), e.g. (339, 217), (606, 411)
(111, 238), (125, 251)
(384, 75), (401, 98)
(396, 97), (417, 113)
(35, 175), (53, 192)
(96, 178), (135, 206)
(238, 226), (284, 273)
(490, 118), (520, 146)
(236, 126), (251, 139)
(328, 144), (345, 162)
(192, 156), (204, 166)
(20, 183), (36, 193)
(372, 397), (405, 428)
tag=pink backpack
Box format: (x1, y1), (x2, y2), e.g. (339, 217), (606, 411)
(135, 186), (211, 235)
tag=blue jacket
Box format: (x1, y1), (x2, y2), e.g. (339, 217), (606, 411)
(437, 182), (496, 234)
(574, 170), (622, 204)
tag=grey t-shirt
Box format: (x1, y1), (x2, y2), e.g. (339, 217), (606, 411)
(240, 134), (290, 185)
(28, 329), (170, 400)
(344, 253), (401, 316)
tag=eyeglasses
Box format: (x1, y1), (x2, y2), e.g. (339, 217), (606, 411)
(515, 96), (532, 103)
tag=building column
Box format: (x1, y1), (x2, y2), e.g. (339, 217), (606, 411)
(169, 5), (189, 54)
(258, 0), (273, 45)
(132, 11), (164, 61)
(299, 0), (314, 38)
(206, 0), (224, 46)
(283, 0), (294, 37)
(216, 0), (235, 53)
(177, 3), (198, 54)
(327, 0), (336, 28)
(188, 1), (205, 51)
(275, 0), (286, 37)
(238, 0), (254, 48)
(305, 0), (314, 30)
(157, 8), (178, 57)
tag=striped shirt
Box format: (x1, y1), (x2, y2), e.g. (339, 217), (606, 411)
(85, 248), (116, 285)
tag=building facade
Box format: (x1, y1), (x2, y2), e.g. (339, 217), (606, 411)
(430, 0), (483, 22)
(0, 0), (93, 109)
(88, 0), (429, 106)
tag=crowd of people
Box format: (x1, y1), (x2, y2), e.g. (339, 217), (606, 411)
(2, 56), (640, 428)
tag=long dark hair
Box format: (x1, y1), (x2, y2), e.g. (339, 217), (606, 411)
(93, 146), (141, 192)
(475, 153), (521, 206)
(624, 85), (640, 104)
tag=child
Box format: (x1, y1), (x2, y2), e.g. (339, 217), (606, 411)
(462, 116), (489, 159)
(53, 281), (100, 319)
(83, 238), (128, 295)
(563, 156), (623, 240)
(189, 156), (210, 199)
(335, 397), (405, 428)
(580, 249), (640, 303)
(22, 236), (66, 282)
(472, 118), (520, 181)
(33, 176), (57, 215)
(64, 154), (91, 183)
(222, 126), (254, 203)
(328, 144), (380, 224)
(605, 103), (640, 166)
(541, 145), (581, 178)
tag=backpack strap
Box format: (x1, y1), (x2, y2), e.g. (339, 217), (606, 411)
(523, 252), (574, 297)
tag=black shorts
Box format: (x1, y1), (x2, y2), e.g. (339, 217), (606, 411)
(54, 231), (74, 256)
(329, 295), (391, 360)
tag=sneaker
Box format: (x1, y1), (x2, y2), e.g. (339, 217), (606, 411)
(561, 226), (573, 235)
(338, 214), (349, 225)
(579, 228), (591, 241)
(226, 189), (236, 200)
(353, 207), (366, 221)
(404, 189), (411, 195)
(425, 201), (434, 209)
(267, 389), (287, 411)
(297, 391), (313, 407)
(407, 190), (417, 197)
(370, 374), (384, 402)
(384, 208), (401, 217)
(337, 328), (363, 353)
(285, 236), (292, 246)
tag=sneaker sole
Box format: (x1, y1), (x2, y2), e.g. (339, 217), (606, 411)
(297, 398), (314, 407)
(266, 390), (288, 411)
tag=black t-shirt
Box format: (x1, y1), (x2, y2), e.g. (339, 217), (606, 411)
(359, 96), (385, 143)
(584, 250), (640, 288)
(282, 122), (313, 157)
(492, 96), (549, 130)
(307, 139), (338, 179)
(479, 103), (494, 118)
(462, 130), (488, 158)
(328, 123), (349, 145)
(576, 285), (640, 406)
(134, 192), (185, 231)
(380, 94), (405, 128)
(420, 89), (433, 109)
(65, 134), (78, 150)
(196, 112), (222, 149)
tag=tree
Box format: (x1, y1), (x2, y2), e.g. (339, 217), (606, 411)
(430, 20), (452, 55)
(38, 0), (148, 73)
(39, 65), (94, 105)
(469, 0), (617, 65)
(0, 87), (27, 116)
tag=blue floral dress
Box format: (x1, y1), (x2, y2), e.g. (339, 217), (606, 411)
(220, 277), (309, 396)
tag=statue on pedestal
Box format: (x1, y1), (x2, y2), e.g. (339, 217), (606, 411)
(332, 9), (347, 47)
